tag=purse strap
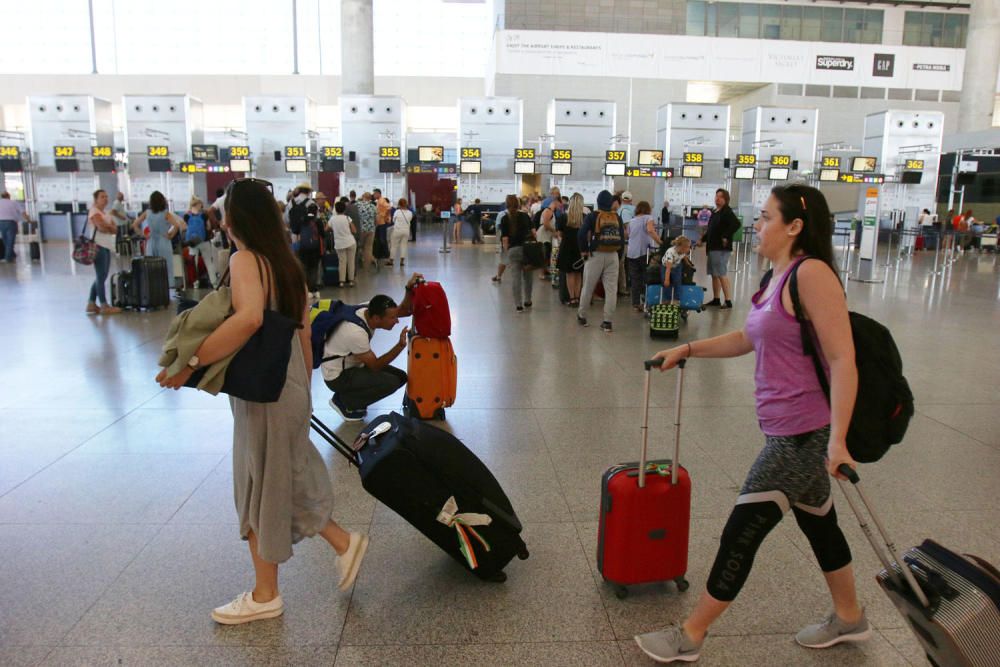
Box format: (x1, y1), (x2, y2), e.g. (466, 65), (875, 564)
(216, 251), (272, 308)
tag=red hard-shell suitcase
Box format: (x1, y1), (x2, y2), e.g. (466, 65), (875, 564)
(411, 280), (451, 338)
(597, 359), (691, 598)
(838, 468), (1000, 667)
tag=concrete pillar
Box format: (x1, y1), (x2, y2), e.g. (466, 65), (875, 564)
(341, 0), (375, 95)
(958, 0), (1000, 132)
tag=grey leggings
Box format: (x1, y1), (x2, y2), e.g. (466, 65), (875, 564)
(507, 245), (534, 307)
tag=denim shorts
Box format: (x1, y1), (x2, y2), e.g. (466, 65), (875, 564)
(708, 250), (731, 277)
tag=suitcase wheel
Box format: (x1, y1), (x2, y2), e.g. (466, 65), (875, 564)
(517, 545), (529, 560)
(674, 576), (690, 592)
(613, 585), (628, 600)
(484, 570), (507, 583)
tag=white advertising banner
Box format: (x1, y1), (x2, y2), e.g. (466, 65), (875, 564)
(496, 31), (965, 91)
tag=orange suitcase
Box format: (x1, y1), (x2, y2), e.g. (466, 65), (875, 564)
(405, 336), (457, 420)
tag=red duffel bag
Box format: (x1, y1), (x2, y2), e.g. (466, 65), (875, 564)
(411, 280), (451, 338)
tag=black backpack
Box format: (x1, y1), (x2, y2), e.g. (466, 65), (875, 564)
(760, 259), (914, 463)
(289, 199), (309, 235)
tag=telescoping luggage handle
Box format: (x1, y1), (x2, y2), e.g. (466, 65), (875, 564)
(310, 413), (392, 468)
(639, 358), (686, 488)
(836, 464), (931, 609)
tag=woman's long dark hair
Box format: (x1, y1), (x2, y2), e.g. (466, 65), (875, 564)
(504, 194), (521, 237)
(770, 183), (839, 282)
(225, 180), (306, 321)
(149, 191), (167, 213)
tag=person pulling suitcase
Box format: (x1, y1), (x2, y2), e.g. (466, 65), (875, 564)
(635, 185), (866, 663)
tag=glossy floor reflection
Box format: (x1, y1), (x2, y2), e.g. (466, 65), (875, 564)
(1, 231), (998, 666)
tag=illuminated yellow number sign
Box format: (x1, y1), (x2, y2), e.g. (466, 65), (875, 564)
(322, 146), (343, 158)
(147, 145), (168, 157)
(229, 145), (250, 158)
(905, 159), (924, 170)
(461, 147), (481, 159)
(551, 149), (572, 161)
(91, 145), (112, 158)
(0, 146), (20, 158)
(285, 146), (305, 158)
(737, 154), (756, 166)
(683, 152), (703, 164)
(514, 148), (535, 160)
(771, 154), (791, 166)
(606, 150), (626, 162)
(54, 146), (76, 158)
(822, 156), (841, 168)
(379, 146), (400, 158)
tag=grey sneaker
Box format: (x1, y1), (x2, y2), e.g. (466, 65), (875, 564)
(634, 626), (703, 663)
(795, 610), (871, 649)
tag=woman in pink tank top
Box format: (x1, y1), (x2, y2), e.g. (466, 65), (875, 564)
(635, 185), (867, 664)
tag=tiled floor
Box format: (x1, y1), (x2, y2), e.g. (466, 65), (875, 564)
(1, 230), (998, 666)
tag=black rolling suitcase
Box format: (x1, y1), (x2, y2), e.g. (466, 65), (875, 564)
(131, 256), (170, 309)
(839, 466), (1000, 667)
(311, 412), (529, 582)
(111, 271), (133, 308)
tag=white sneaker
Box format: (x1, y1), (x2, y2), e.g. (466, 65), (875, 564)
(337, 532), (370, 591)
(211, 591), (284, 625)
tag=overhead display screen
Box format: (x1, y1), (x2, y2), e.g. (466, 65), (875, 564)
(461, 147), (481, 159)
(418, 146), (444, 162)
(852, 156), (877, 172)
(148, 158), (172, 172)
(551, 162), (572, 176)
(284, 158), (308, 173)
(514, 148), (535, 160)
(54, 146), (76, 158)
(92, 158), (116, 173)
(0, 158), (23, 172)
(147, 145), (169, 157)
(551, 149), (572, 161)
(900, 171), (923, 184)
(819, 168), (840, 182)
(514, 161), (535, 175)
(379, 146), (401, 159)
(379, 158), (401, 173)
(460, 160), (481, 174)
(734, 166), (755, 180)
(54, 159), (79, 172)
(284, 146), (306, 159)
(637, 149), (664, 166)
(604, 162), (626, 176)
(229, 158), (251, 173)
(681, 164), (703, 178)
(605, 150), (626, 162)
(768, 167), (790, 180)
(192, 144), (219, 161)
(321, 158), (344, 172)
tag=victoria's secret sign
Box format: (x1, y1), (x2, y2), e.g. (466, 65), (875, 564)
(816, 55), (854, 71)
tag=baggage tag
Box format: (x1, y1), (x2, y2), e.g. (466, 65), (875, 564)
(351, 421), (392, 452)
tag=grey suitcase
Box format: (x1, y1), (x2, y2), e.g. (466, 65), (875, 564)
(839, 466), (1000, 667)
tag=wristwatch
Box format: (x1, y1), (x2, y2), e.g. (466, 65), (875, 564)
(187, 355), (201, 371)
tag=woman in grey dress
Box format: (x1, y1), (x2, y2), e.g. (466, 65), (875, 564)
(157, 178), (368, 625)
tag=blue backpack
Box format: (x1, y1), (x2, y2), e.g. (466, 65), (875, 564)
(185, 213), (207, 244)
(309, 300), (371, 369)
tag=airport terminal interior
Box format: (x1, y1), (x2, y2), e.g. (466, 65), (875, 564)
(2, 0), (1000, 665)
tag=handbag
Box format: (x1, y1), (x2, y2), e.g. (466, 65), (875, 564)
(72, 225), (99, 265)
(185, 253), (300, 403)
(521, 241), (545, 269)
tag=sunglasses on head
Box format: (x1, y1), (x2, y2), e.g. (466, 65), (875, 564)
(225, 177), (273, 197)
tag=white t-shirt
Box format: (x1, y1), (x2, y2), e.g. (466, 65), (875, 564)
(321, 307), (372, 382)
(529, 202), (542, 217)
(536, 208), (555, 244)
(662, 246), (688, 267)
(87, 208), (116, 251)
(330, 214), (356, 249)
(211, 194), (226, 225)
(392, 209), (413, 235)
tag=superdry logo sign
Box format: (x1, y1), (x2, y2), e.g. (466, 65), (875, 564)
(816, 56), (854, 71)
